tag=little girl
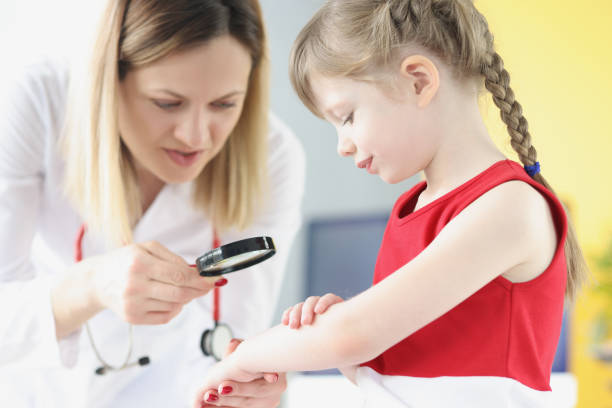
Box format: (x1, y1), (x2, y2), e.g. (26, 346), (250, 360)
(193, 1), (588, 406)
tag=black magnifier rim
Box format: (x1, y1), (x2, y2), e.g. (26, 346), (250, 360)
(196, 236), (276, 277)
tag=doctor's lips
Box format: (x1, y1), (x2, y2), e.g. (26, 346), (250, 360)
(163, 148), (203, 167)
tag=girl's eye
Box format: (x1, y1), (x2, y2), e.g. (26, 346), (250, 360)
(343, 111), (354, 126)
(212, 101), (237, 109)
(153, 100), (181, 110)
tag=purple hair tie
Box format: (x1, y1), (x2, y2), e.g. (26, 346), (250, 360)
(524, 162), (541, 177)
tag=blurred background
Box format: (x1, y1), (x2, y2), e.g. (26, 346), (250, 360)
(1, 0), (611, 407)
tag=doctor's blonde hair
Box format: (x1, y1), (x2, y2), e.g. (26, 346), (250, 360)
(62, 0), (269, 245)
(289, 0), (588, 300)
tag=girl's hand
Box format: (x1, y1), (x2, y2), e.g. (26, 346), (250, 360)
(281, 293), (344, 329)
(194, 339), (286, 408)
(85, 241), (224, 325)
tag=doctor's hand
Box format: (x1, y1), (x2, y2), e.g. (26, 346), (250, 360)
(87, 241), (225, 325)
(195, 339), (286, 408)
(281, 293), (344, 329)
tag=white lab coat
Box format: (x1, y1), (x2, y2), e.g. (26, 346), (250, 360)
(0, 58), (305, 407)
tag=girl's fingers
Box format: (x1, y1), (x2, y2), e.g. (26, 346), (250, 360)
(301, 296), (320, 325)
(281, 306), (292, 325)
(288, 302), (304, 329)
(282, 294), (343, 328)
(315, 293), (344, 314)
(224, 338), (242, 358)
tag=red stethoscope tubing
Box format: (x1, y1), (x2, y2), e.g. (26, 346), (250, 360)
(211, 235), (221, 322)
(74, 224), (222, 322)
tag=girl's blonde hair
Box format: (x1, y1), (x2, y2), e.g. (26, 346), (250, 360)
(289, 0), (587, 300)
(62, 0), (270, 246)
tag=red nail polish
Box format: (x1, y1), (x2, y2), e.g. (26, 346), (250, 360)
(221, 386), (233, 395)
(215, 278), (228, 287)
(206, 394), (219, 402)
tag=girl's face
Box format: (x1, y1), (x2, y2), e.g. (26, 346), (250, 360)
(118, 35), (252, 184)
(310, 72), (437, 184)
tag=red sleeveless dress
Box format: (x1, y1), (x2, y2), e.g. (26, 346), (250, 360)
(360, 160), (567, 394)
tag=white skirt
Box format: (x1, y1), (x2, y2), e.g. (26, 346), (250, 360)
(355, 366), (559, 408)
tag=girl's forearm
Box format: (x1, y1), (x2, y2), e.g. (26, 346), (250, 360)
(231, 300), (378, 374)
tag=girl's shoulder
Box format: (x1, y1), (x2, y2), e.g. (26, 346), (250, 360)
(465, 176), (562, 283)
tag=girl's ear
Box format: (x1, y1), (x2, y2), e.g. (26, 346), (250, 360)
(399, 55), (440, 108)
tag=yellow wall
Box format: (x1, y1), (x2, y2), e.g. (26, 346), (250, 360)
(475, 1), (612, 406)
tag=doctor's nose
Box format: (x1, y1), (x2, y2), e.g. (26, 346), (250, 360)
(337, 134), (356, 157)
(174, 111), (212, 149)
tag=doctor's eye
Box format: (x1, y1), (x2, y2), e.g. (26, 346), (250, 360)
(343, 111), (354, 126)
(152, 99), (182, 110)
(211, 101), (237, 110)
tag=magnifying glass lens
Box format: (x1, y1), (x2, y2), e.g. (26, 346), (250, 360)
(202, 249), (272, 272)
(196, 236), (276, 276)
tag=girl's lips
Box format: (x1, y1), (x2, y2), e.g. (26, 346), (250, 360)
(357, 157), (373, 171)
(164, 148), (203, 167)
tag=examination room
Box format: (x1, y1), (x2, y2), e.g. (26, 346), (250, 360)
(0, 1), (611, 407)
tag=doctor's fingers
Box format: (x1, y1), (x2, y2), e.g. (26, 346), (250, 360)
(138, 241), (189, 266)
(145, 258), (217, 292)
(216, 375), (286, 399)
(121, 298), (182, 324)
(142, 309), (183, 325)
(203, 388), (282, 408)
(135, 241), (216, 291)
(204, 395), (281, 408)
(146, 280), (208, 304)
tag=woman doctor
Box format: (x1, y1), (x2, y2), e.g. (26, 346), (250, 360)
(0, 0), (304, 407)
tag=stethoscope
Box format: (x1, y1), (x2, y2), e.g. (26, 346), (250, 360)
(196, 235), (276, 361)
(74, 224), (276, 374)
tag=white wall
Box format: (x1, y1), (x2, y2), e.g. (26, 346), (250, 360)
(0, 0), (105, 67)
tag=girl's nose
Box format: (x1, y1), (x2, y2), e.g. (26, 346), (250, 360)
(337, 134), (357, 157)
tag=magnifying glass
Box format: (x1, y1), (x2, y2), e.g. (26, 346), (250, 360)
(196, 236), (276, 361)
(196, 236), (276, 277)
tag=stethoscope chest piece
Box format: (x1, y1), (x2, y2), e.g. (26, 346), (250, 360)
(200, 322), (233, 361)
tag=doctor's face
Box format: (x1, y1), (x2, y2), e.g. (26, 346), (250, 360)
(118, 35), (252, 184)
